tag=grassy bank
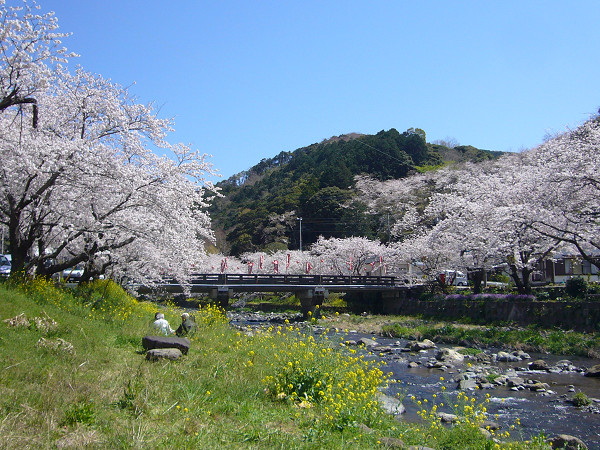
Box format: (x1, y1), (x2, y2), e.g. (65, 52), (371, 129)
(320, 313), (600, 358)
(0, 279), (551, 449)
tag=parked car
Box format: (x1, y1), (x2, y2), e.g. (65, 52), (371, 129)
(440, 270), (468, 286)
(62, 264), (84, 282)
(0, 255), (10, 278)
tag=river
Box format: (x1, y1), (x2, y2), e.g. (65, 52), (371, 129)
(357, 333), (600, 448)
(229, 312), (600, 448)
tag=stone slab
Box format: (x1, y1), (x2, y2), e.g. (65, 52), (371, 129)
(146, 348), (183, 361)
(142, 336), (190, 354)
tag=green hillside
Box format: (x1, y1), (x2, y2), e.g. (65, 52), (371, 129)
(209, 128), (501, 255)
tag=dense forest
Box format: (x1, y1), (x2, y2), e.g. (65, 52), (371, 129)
(209, 128), (503, 255)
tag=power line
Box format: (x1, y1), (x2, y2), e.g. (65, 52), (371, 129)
(354, 137), (410, 164)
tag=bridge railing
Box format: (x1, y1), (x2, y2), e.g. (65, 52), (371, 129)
(186, 273), (397, 286)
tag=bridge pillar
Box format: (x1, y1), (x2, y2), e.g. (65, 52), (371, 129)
(299, 287), (328, 319)
(212, 286), (231, 309)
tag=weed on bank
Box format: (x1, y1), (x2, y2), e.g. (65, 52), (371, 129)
(323, 312), (600, 358)
(380, 318), (600, 358)
(0, 279), (551, 448)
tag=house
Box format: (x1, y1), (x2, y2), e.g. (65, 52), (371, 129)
(534, 254), (600, 284)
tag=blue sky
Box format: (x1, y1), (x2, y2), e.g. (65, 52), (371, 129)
(42, 1), (600, 181)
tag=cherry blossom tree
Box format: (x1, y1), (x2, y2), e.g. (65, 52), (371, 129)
(524, 117), (600, 269)
(353, 116), (600, 294)
(404, 156), (563, 294)
(309, 236), (392, 276)
(432, 192), (505, 293)
(194, 253), (243, 275)
(358, 152), (566, 294)
(0, 70), (217, 282)
(0, 3), (218, 284)
(357, 168), (478, 290)
(392, 226), (462, 291)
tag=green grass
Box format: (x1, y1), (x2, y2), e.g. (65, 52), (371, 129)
(457, 347), (483, 356)
(0, 279), (551, 448)
(379, 317), (600, 358)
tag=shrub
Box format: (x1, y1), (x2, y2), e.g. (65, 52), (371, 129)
(565, 277), (588, 299)
(572, 391), (592, 407)
(75, 279), (141, 322)
(262, 327), (389, 430)
(194, 303), (229, 327)
(534, 290), (551, 301)
(324, 293), (347, 308)
(457, 347), (482, 356)
(588, 282), (600, 295)
(488, 273), (511, 284)
(485, 372), (501, 383)
(8, 275), (69, 307)
(381, 323), (413, 338)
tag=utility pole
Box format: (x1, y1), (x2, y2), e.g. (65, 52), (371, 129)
(386, 213), (390, 243)
(298, 217), (303, 251)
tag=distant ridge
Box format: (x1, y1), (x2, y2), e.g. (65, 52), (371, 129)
(319, 133), (365, 145)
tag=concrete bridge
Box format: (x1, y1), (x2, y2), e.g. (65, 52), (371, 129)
(138, 273), (421, 318)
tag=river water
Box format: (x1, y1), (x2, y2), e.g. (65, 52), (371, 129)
(355, 333), (600, 448)
(229, 313), (600, 448)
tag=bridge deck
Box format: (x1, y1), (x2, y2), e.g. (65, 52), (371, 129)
(189, 273), (398, 286)
(139, 273), (404, 294)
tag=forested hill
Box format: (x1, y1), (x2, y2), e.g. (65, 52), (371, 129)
(209, 128), (503, 255)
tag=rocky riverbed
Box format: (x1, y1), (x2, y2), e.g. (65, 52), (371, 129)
(228, 311), (600, 448)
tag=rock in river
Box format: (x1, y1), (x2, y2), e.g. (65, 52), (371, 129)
(405, 339), (436, 351)
(546, 434), (588, 449)
(435, 348), (464, 363)
(496, 351), (520, 362)
(584, 364), (600, 378)
(376, 392), (405, 416)
(529, 359), (549, 371)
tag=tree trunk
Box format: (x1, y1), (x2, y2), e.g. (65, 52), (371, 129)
(8, 212), (30, 275)
(469, 268), (485, 294)
(0, 94), (38, 127)
(509, 264), (532, 295)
